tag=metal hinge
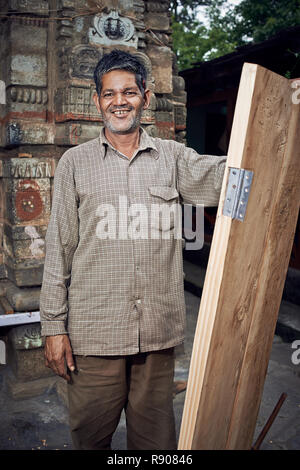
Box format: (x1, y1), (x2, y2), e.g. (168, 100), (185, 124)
(223, 167), (254, 222)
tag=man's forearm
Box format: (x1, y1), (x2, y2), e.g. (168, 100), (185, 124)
(39, 156), (79, 337)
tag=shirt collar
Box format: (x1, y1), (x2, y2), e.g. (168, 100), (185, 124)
(98, 127), (159, 159)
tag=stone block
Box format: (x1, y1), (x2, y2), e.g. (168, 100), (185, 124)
(6, 372), (57, 400)
(172, 75), (185, 96)
(5, 121), (54, 146)
(5, 283), (40, 312)
(3, 223), (46, 266)
(7, 323), (54, 381)
(5, 259), (44, 287)
(144, 13), (170, 31)
(10, 54), (47, 88)
(155, 120), (175, 140)
(1, 157), (54, 179)
(8, 86), (48, 117)
(55, 122), (102, 146)
(8, 0), (49, 14)
(147, 46), (173, 94)
(174, 103), (187, 131)
(5, 182), (51, 225)
(9, 23), (47, 87)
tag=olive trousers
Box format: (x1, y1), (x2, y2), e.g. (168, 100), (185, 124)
(67, 348), (177, 450)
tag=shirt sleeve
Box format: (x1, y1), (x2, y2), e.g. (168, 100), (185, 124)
(40, 155), (79, 336)
(177, 144), (226, 206)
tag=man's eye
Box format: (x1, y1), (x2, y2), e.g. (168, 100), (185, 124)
(103, 93), (113, 98)
(125, 91), (136, 95)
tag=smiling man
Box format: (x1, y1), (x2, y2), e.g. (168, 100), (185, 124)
(40, 49), (226, 450)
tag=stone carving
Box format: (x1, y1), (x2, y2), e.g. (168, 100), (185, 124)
(89, 10), (138, 48)
(156, 97), (173, 112)
(55, 85), (99, 120)
(69, 45), (102, 80)
(7, 123), (22, 146)
(9, 87), (48, 105)
(8, 322), (43, 350)
(3, 159), (52, 178)
(174, 103), (186, 130)
(15, 180), (43, 222)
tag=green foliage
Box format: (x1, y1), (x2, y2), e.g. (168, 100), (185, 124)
(233, 0), (300, 43)
(171, 0), (300, 71)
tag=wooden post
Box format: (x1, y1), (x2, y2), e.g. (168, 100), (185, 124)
(178, 63), (300, 450)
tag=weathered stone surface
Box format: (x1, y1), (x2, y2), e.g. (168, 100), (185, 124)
(147, 46), (173, 94)
(1, 158), (54, 179)
(5, 260), (44, 287)
(55, 122), (102, 146)
(174, 103), (187, 131)
(5, 283), (40, 312)
(55, 85), (99, 120)
(6, 373), (57, 400)
(10, 26), (47, 87)
(144, 13), (170, 31)
(8, 323), (43, 350)
(7, 344), (53, 381)
(5, 187), (50, 224)
(7, 0), (49, 14)
(6, 323), (53, 381)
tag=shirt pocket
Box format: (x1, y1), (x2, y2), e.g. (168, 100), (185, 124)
(148, 186), (180, 233)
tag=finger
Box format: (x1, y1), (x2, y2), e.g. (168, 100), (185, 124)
(54, 358), (71, 382)
(65, 348), (75, 372)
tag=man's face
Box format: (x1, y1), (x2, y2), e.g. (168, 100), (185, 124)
(93, 70), (150, 135)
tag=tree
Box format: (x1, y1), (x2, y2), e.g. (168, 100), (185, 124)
(171, 0), (238, 69)
(171, 0), (300, 70)
(233, 0), (300, 43)
(170, 0), (210, 25)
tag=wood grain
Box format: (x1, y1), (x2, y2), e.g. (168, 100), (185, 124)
(178, 63), (300, 450)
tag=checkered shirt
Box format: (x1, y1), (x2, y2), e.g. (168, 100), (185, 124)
(40, 127), (226, 355)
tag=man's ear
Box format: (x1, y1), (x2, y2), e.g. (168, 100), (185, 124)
(93, 92), (101, 113)
(143, 88), (151, 110)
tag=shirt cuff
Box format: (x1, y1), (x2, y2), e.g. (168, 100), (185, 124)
(40, 320), (68, 337)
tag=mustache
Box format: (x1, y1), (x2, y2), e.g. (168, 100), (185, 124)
(109, 105), (133, 112)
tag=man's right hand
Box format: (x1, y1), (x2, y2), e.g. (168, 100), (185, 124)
(44, 334), (75, 382)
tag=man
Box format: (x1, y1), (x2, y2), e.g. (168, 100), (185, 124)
(40, 49), (226, 450)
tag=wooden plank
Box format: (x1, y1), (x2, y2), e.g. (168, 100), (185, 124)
(178, 63), (300, 450)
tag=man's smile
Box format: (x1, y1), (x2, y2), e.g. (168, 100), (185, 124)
(110, 109), (132, 117)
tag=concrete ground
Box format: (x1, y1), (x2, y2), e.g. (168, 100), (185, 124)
(0, 259), (299, 450)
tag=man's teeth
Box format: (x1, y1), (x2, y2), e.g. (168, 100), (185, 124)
(113, 110), (129, 115)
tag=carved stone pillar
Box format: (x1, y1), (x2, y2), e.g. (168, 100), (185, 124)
(0, 0), (186, 312)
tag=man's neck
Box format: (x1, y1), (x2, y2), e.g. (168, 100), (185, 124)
(104, 128), (140, 159)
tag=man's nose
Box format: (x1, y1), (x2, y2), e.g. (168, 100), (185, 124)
(113, 92), (126, 106)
